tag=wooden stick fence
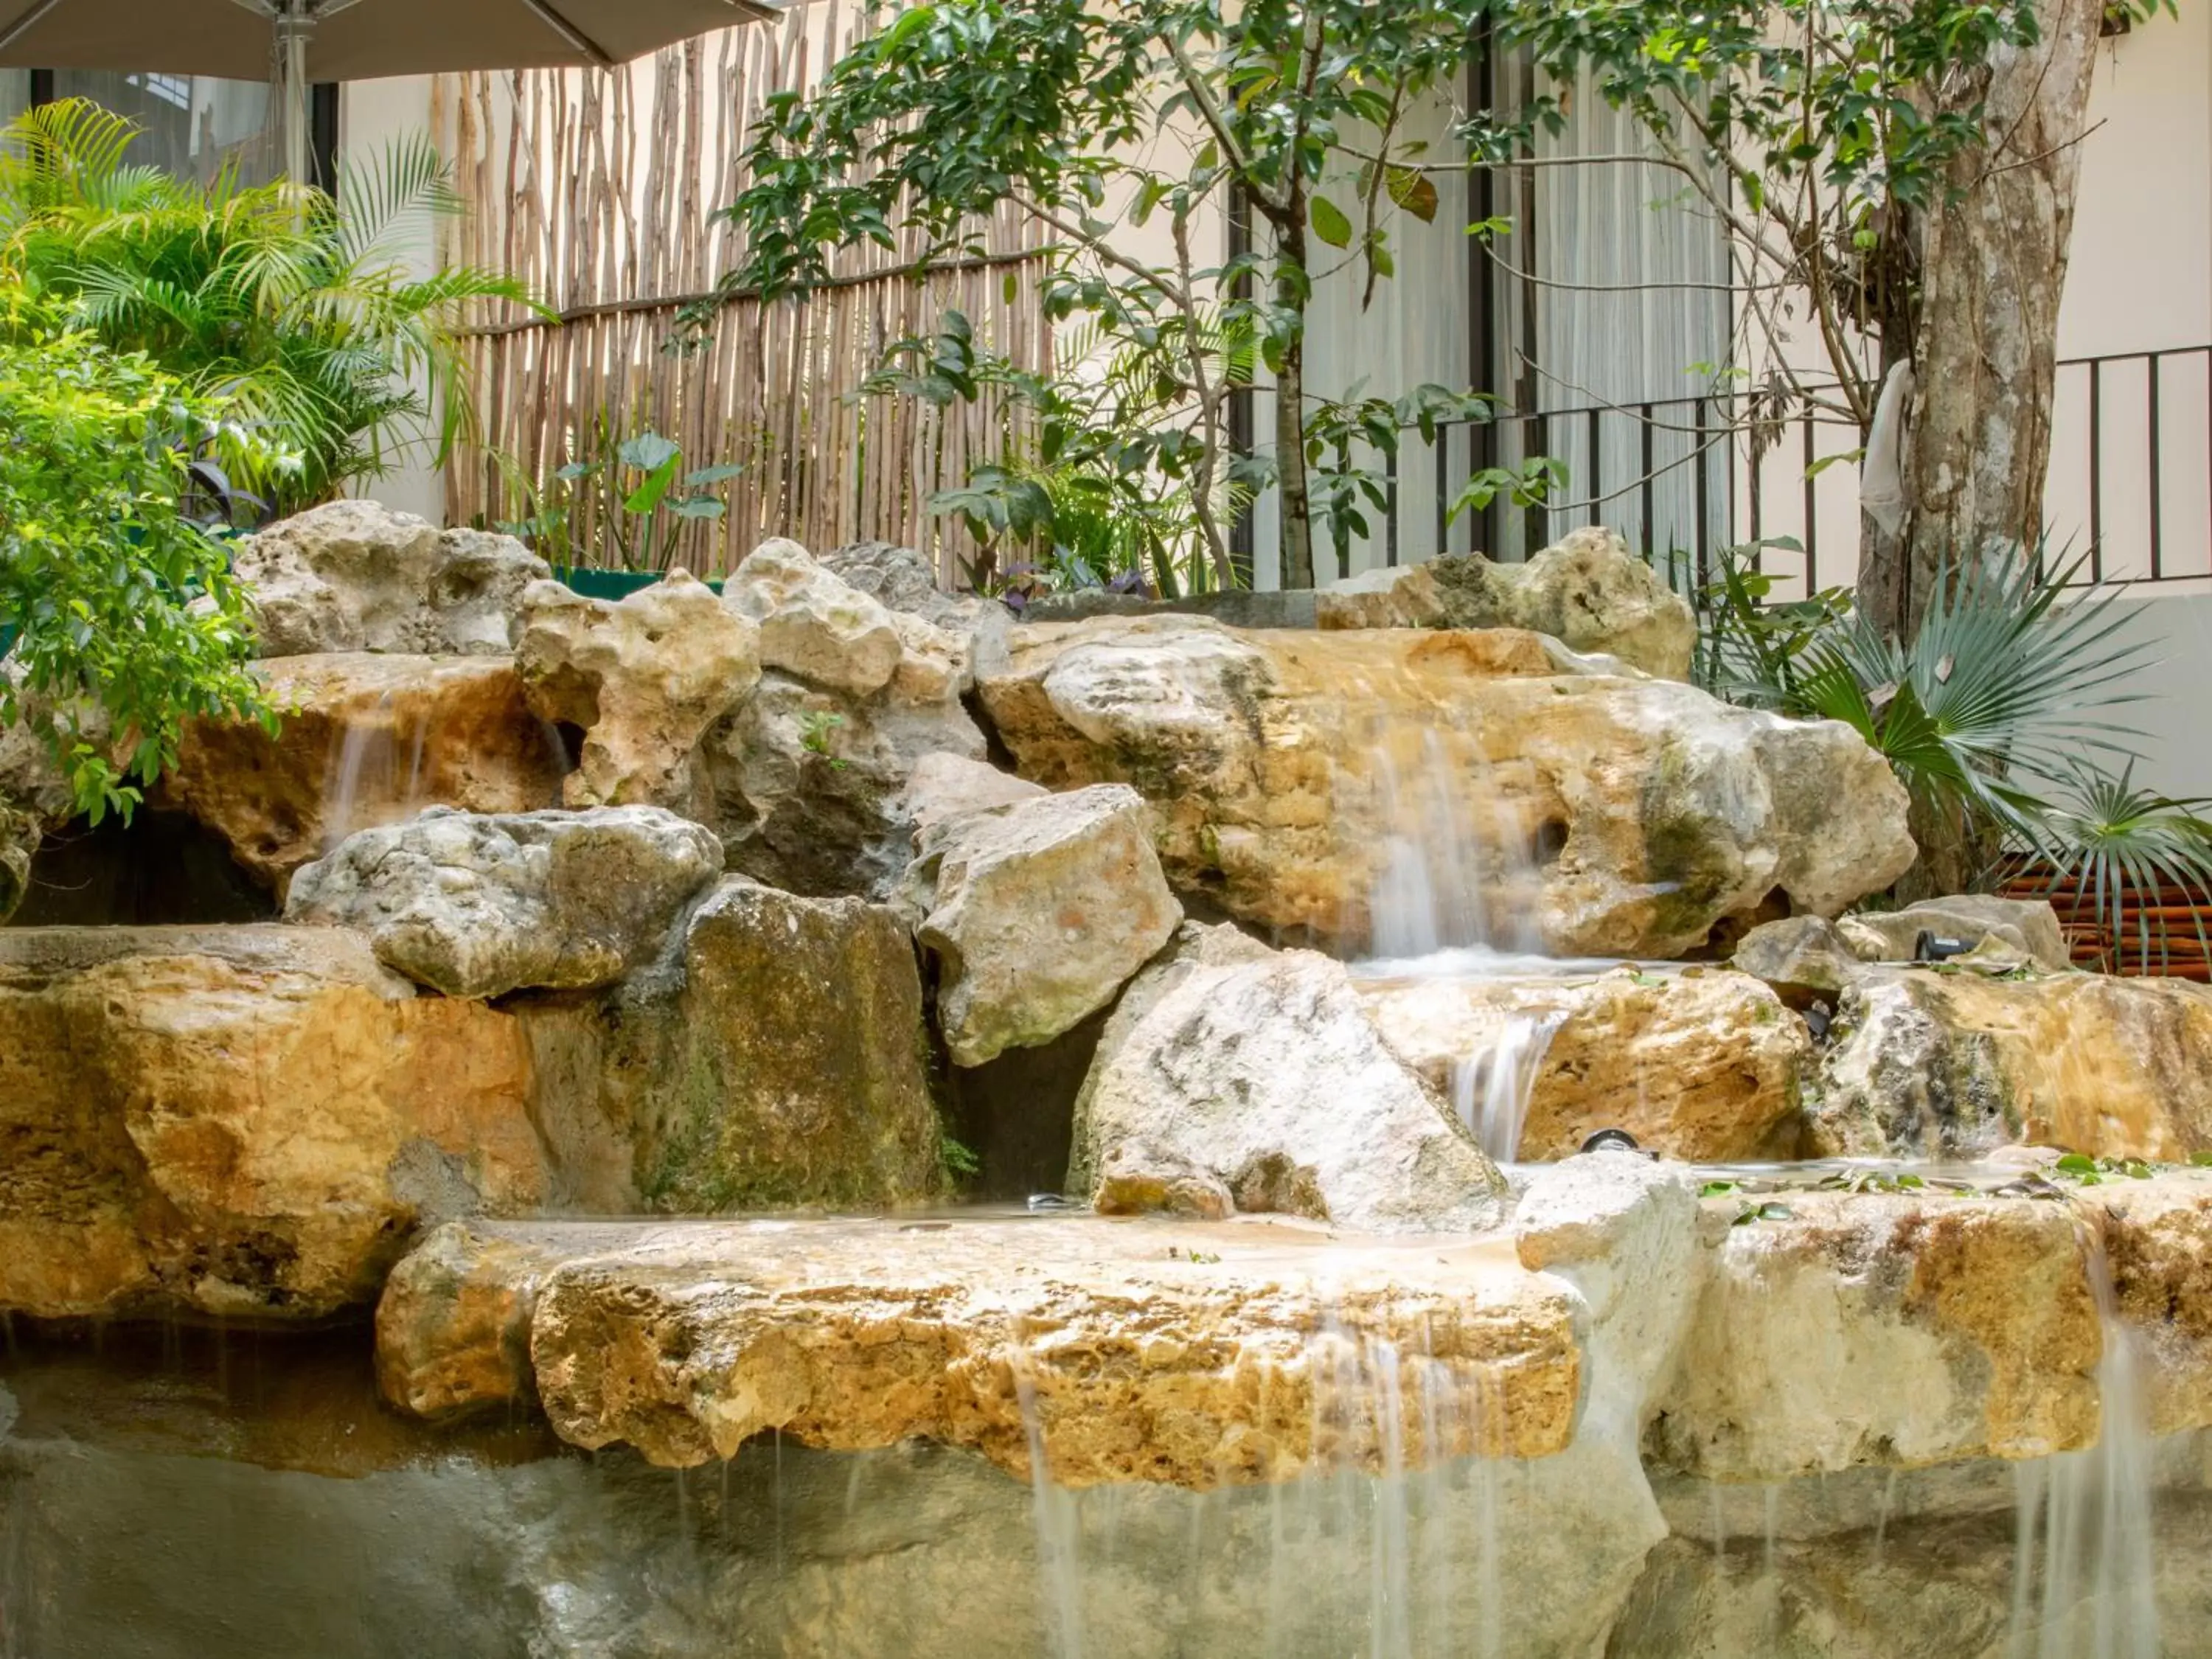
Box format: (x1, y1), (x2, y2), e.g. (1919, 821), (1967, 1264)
(434, 1), (1052, 580)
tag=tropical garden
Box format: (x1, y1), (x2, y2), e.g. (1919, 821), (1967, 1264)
(0, 0), (2207, 937)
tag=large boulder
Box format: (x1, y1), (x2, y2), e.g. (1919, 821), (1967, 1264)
(514, 570), (760, 810)
(977, 615), (1915, 958)
(724, 538), (911, 695)
(1809, 966), (2212, 1158)
(1071, 928), (1509, 1233)
(1648, 1187), (2102, 1480)
(378, 1213), (1583, 1483)
(1318, 528), (1698, 681)
(821, 539), (1013, 678)
(906, 783), (1182, 1066)
(0, 925), (552, 1321)
(589, 877), (945, 1211)
(284, 806), (724, 998)
(155, 653), (569, 894)
(1358, 965), (1812, 1161)
(231, 501), (547, 657)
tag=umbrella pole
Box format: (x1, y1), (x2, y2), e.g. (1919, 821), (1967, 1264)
(274, 0), (313, 188)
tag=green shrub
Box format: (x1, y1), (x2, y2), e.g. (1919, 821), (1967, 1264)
(0, 100), (539, 516)
(0, 322), (272, 821)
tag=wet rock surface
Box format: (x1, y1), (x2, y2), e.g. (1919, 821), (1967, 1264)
(378, 1213), (1582, 1484)
(1360, 964), (1812, 1161)
(1810, 965), (2212, 1158)
(582, 877), (944, 1213)
(978, 614), (1914, 957)
(285, 805), (724, 998)
(156, 653), (568, 894)
(1071, 931), (1511, 1233)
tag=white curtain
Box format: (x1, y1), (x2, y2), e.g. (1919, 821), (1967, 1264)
(1494, 66), (1731, 577)
(1250, 90), (1470, 585)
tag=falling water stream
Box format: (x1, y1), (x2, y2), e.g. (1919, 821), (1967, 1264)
(2007, 1230), (2161, 1659)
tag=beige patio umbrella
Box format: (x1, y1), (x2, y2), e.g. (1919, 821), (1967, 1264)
(0, 0), (774, 184)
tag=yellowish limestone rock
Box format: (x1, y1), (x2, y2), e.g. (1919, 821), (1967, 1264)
(0, 925), (552, 1321)
(1360, 966), (1812, 1161)
(380, 1215), (1583, 1489)
(1811, 967), (2212, 1158)
(977, 616), (1913, 958)
(158, 653), (568, 894)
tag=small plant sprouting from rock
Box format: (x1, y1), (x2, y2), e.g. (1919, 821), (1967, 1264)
(799, 712), (850, 771)
(2051, 1152), (2156, 1186)
(1166, 1245), (1222, 1265)
(939, 1133), (981, 1183)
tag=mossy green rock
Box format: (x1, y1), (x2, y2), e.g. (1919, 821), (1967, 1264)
(612, 877), (942, 1211)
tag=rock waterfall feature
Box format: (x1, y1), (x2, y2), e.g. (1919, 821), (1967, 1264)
(10, 516), (2212, 1659)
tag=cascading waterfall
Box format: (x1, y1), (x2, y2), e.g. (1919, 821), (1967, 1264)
(2007, 1229), (2160, 1659)
(1010, 1317), (1517, 1659)
(1450, 1010), (1566, 1163)
(1357, 714), (1587, 1163)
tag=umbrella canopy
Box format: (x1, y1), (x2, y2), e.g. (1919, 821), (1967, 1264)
(0, 0), (775, 81)
(0, 0), (773, 190)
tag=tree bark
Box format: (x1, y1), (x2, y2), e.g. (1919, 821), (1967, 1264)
(1273, 243), (1316, 591)
(1856, 0), (2105, 643)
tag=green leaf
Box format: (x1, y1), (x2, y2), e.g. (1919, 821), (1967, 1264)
(617, 431), (681, 475)
(622, 451), (682, 514)
(1310, 195), (1353, 248)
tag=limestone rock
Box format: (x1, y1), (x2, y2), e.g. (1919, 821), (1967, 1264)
(822, 539), (1012, 679)
(979, 614), (1914, 957)
(284, 805), (724, 998)
(1319, 528), (1698, 681)
(232, 501), (547, 657)
(1072, 942), (1509, 1233)
(1731, 912), (1862, 997)
(1647, 1189), (2101, 1480)
(1360, 966), (1812, 1161)
(1516, 1151), (1705, 1430)
(379, 1214), (1583, 1486)
(1809, 967), (2212, 1158)
(0, 925), (550, 1321)
(700, 670), (987, 900)
(603, 877), (943, 1211)
(1838, 893), (2073, 973)
(900, 751), (1046, 837)
(2102, 1174), (2212, 1436)
(156, 653), (569, 894)
(908, 784), (1181, 1066)
(375, 1220), (585, 1421)
(724, 539), (908, 695)
(514, 571), (759, 810)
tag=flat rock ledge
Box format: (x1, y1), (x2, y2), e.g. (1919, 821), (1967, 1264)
(378, 1172), (2212, 1497)
(377, 1215), (1582, 1489)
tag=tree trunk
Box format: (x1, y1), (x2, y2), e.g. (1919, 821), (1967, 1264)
(1273, 260), (1315, 591)
(1856, 0), (2104, 642)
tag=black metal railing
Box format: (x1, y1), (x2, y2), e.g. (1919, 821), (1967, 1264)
(1352, 344), (2212, 594)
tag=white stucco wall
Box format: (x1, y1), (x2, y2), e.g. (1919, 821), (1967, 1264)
(337, 74), (445, 526)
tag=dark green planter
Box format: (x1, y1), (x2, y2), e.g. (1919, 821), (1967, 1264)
(554, 566), (723, 602)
